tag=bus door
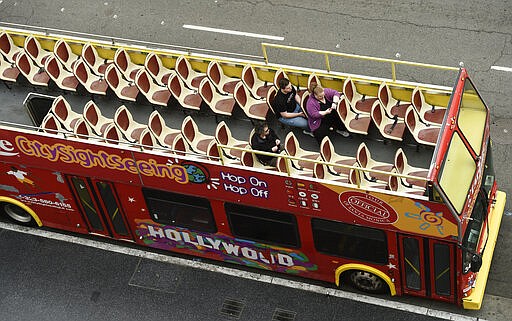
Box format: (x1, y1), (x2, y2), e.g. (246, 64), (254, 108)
(398, 235), (455, 303)
(67, 176), (133, 241)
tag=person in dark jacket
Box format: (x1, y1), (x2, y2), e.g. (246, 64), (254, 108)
(250, 122), (281, 166)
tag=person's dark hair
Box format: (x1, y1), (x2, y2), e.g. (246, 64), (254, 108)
(278, 78), (290, 89)
(255, 122), (269, 135)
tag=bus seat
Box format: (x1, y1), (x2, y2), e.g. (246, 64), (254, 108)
(241, 64), (271, 99)
(199, 78), (236, 116)
(24, 35), (52, 68)
(147, 110), (181, 148)
(215, 121), (249, 163)
(343, 77), (377, 115)
(105, 64), (139, 101)
(349, 166), (388, 190)
(206, 140), (221, 162)
(45, 55), (79, 92)
(207, 60), (239, 95)
(308, 73), (322, 89)
(314, 162), (349, 183)
(370, 100), (406, 141)
(139, 127), (161, 151)
(82, 43), (113, 76)
(15, 51), (50, 86)
(51, 96), (82, 131)
(175, 55), (206, 90)
(0, 32), (22, 64)
(83, 100), (113, 136)
(0, 55), (20, 82)
(335, 96), (371, 135)
(284, 131), (320, 171)
(411, 87), (446, 125)
(72, 118), (94, 140)
(114, 48), (141, 81)
(144, 52), (174, 87)
(39, 113), (62, 134)
(389, 175), (425, 196)
(170, 133), (192, 156)
(394, 148), (429, 188)
(53, 39), (80, 73)
(102, 122), (128, 145)
(181, 115), (215, 155)
(167, 73), (202, 111)
(377, 82), (410, 119)
(405, 106), (441, 147)
(73, 59), (109, 95)
(356, 142), (395, 183)
(135, 68), (172, 107)
(113, 105), (146, 143)
(233, 81), (269, 120)
(265, 85), (278, 115)
(319, 136), (356, 176)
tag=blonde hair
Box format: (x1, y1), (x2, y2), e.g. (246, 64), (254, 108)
(309, 82), (324, 96)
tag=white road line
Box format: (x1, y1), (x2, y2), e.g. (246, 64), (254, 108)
(491, 65), (512, 72)
(0, 222), (485, 321)
(183, 24), (284, 41)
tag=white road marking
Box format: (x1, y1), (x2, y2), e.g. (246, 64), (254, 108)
(0, 221), (485, 321)
(182, 24), (284, 41)
(491, 65), (512, 72)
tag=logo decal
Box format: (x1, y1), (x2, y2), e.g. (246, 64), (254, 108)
(339, 191), (398, 224)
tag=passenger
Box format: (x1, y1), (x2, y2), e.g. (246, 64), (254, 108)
(272, 78), (313, 137)
(306, 82), (350, 144)
(250, 122), (281, 167)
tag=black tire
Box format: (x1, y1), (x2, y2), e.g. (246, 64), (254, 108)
(1, 203), (37, 227)
(348, 270), (388, 294)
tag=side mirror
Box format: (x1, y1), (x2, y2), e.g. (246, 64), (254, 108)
(470, 254), (482, 272)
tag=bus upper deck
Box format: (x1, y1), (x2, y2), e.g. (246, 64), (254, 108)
(0, 23), (506, 309)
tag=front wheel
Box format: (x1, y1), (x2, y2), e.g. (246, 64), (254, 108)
(1, 203), (36, 226)
(349, 270), (387, 294)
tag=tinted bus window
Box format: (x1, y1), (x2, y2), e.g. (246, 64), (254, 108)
(225, 203), (300, 248)
(142, 188), (216, 233)
(96, 181), (129, 236)
(311, 218), (387, 264)
(434, 243), (451, 295)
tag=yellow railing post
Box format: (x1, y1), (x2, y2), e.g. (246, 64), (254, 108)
(324, 53), (331, 72)
(391, 62), (397, 82)
(262, 43), (269, 64)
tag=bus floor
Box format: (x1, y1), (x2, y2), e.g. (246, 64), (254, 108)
(0, 222), (485, 321)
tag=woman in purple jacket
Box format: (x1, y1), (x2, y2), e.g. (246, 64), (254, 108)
(306, 82), (350, 144)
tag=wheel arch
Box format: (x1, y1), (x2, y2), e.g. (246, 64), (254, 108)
(335, 263), (396, 296)
(0, 196), (43, 227)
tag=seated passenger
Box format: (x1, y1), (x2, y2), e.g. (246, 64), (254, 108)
(272, 78), (313, 136)
(251, 122), (281, 167)
(306, 82), (350, 144)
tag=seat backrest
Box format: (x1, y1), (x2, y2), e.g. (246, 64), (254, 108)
(148, 110), (164, 137)
(234, 82), (248, 106)
(337, 97), (349, 120)
(136, 69), (152, 94)
(266, 86), (277, 114)
(242, 64), (255, 88)
(24, 36), (42, 61)
(40, 113), (61, 133)
(215, 121), (230, 145)
(181, 116), (196, 143)
(284, 132), (297, 156)
(84, 101), (100, 126)
(356, 142), (370, 168)
(320, 136), (332, 162)
(371, 101), (383, 126)
(73, 118), (91, 138)
(145, 53), (161, 79)
(16, 51), (32, 75)
(308, 73), (321, 89)
(176, 56), (190, 79)
(114, 48), (129, 73)
(73, 60), (89, 83)
(313, 162), (325, 179)
(54, 39), (72, 64)
(0, 32), (13, 57)
(172, 133), (189, 155)
(52, 96), (71, 121)
(411, 87), (423, 113)
(139, 128), (156, 150)
(45, 55), (61, 79)
(103, 123), (121, 144)
(199, 78), (214, 104)
(207, 60), (221, 85)
(273, 69), (287, 89)
(105, 64), (120, 88)
(378, 82), (390, 107)
(405, 107), (417, 132)
(168, 73), (182, 97)
(241, 150), (254, 167)
(343, 77), (355, 102)
(114, 105), (131, 131)
(82, 44), (97, 68)
(394, 148), (406, 174)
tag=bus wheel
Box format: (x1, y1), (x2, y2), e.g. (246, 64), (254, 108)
(349, 270), (387, 294)
(1, 203), (36, 226)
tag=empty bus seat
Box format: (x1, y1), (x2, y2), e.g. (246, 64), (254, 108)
(114, 48), (141, 82)
(170, 133), (192, 156)
(356, 142), (395, 183)
(181, 115), (215, 155)
(370, 101), (406, 141)
(241, 64), (271, 99)
(411, 87), (446, 125)
(199, 78), (236, 116)
(284, 132), (321, 171)
(335, 96), (371, 135)
(215, 121), (249, 163)
(175, 55), (207, 90)
(389, 175), (425, 196)
(105, 64), (140, 101)
(53, 39), (80, 72)
(135, 68), (172, 107)
(314, 162), (350, 183)
(138, 127), (160, 151)
(265, 85), (278, 115)
(113, 105), (147, 143)
(82, 43), (113, 76)
(83, 100), (113, 136)
(15, 51), (50, 86)
(144, 52), (174, 86)
(349, 166), (388, 190)
(74, 59), (109, 95)
(377, 82), (411, 119)
(0, 32), (22, 64)
(207, 60), (239, 95)
(240, 148), (277, 170)
(206, 140), (221, 162)
(167, 73), (202, 111)
(40, 113), (62, 134)
(51, 96), (82, 131)
(24, 35), (52, 68)
(343, 77), (377, 114)
(405, 106), (441, 147)
(319, 136), (356, 176)
(72, 118), (95, 139)
(147, 110), (181, 148)
(394, 148), (429, 188)
(102, 122), (129, 144)
(233, 81), (269, 120)
(0, 56), (20, 82)
(276, 154), (313, 177)
(45, 54), (80, 91)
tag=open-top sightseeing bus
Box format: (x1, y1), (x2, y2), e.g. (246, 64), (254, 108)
(0, 24), (506, 309)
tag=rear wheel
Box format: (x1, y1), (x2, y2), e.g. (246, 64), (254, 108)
(1, 203), (36, 226)
(349, 270), (387, 294)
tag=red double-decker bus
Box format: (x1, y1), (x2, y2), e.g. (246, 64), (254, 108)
(0, 25), (506, 309)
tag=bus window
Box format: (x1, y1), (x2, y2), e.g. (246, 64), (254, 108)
(311, 219), (387, 264)
(70, 177), (104, 232)
(142, 188), (216, 233)
(95, 181), (129, 236)
(225, 203), (300, 248)
(457, 79), (487, 156)
(403, 237), (421, 290)
(433, 243), (451, 295)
